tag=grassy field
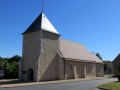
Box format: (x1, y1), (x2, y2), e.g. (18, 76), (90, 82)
(99, 81), (120, 90)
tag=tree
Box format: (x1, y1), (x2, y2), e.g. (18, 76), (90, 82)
(95, 53), (102, 60)
(94, 53), (113, 75)
(9, 55), (21, 62)
(0, 57), (2, 60)
(0, 55), (21, 79)
(103, 60), (113, 75)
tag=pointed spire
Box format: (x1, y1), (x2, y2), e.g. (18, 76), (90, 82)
(23, 12), (59, 35)
(41, 13), (59, 34)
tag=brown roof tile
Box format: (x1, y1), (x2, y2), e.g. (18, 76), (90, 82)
(60, 39), (103, 63)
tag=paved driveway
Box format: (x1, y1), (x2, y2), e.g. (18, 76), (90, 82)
(1, 78), (117, 90)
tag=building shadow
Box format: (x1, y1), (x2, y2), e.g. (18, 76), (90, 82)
(0, 79), (28, 85)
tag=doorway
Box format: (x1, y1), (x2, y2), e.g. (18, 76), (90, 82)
(27, 68), (34, 81)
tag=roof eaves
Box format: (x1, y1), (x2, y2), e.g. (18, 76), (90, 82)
(64, 58), (96, 63)
(22, 29), (40, 35)
(42, 29), (61, 36)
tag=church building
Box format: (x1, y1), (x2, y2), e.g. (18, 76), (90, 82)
(19, 12), (104, 82)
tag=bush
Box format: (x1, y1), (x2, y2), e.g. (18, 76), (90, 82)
(0, 55), (21, 79)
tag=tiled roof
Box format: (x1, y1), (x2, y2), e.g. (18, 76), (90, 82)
(60, 39), (103, 63)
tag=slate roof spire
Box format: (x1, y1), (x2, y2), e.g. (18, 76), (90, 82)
(23, 12), (59, 35)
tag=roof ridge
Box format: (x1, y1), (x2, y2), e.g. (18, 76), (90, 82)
(60, 38), (86, 47)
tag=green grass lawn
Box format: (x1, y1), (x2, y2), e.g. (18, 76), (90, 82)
(99, 81), (120, 90)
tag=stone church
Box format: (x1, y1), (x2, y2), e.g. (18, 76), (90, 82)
(19, 12), (104, 82)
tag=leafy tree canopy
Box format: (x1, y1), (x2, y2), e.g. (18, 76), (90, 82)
(95, 53), (102, 60)
(0, 55), (21, 79)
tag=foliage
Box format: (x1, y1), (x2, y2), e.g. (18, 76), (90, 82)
(0, 55), (21, 79)
(99, 82), (120, 90)
(103, 60), (113, 75)
(95, 53), (102, 60)
(94, 52), (113, 75)
(8, 55), (21, 62)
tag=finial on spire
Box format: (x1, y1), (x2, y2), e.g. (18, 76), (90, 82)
(41, 0), (44, 12)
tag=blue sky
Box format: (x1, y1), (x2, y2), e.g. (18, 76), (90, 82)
(0, 0), (120, 61)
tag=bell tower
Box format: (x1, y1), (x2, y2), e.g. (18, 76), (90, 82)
(19, 12), (60, 81)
